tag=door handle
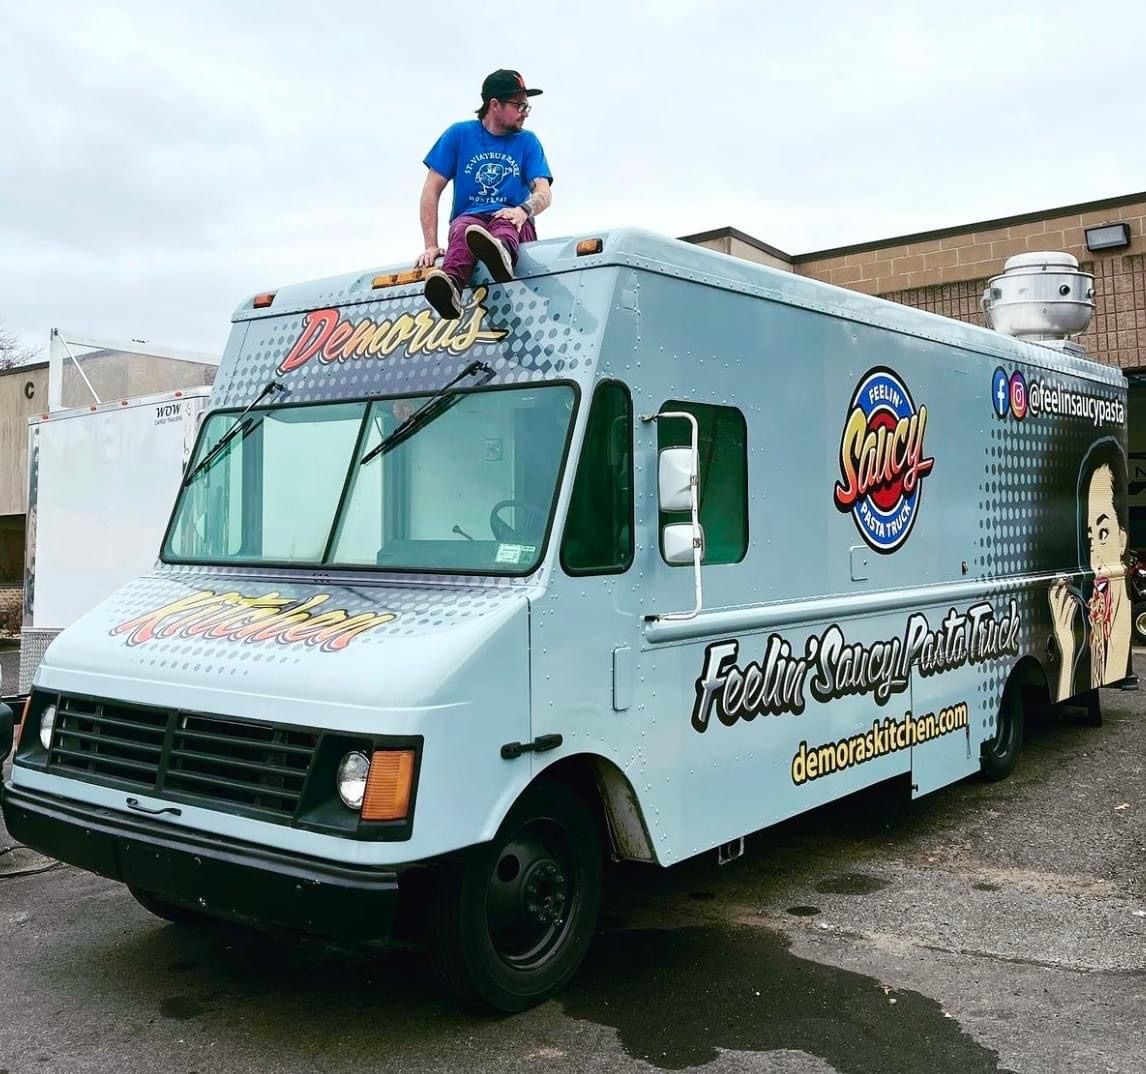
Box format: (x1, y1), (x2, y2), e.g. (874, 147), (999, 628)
(500, 734), (563, 760)
(126, 797), (182, 817)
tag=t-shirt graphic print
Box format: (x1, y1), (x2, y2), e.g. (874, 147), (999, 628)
(424, 121), (553, 221)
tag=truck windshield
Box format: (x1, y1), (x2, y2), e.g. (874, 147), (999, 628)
(163, 383), (577, 574)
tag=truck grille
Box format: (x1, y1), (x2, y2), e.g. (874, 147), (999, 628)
(48, 695), (318, 822)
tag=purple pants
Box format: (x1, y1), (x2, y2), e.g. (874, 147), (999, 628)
(442, 212), (538, 286)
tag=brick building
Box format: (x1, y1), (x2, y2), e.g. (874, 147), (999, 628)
(684, 190), (1146, 371)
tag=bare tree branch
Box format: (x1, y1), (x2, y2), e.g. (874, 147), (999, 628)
(0, 321), (42, 369)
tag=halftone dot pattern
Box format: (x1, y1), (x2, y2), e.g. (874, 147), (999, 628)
(215, 284), (593, 409)
(188, 279), (603, 599)
(101, 571), (532, 675)
(976, 360), (1123, 731)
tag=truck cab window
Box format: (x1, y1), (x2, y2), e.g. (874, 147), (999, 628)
(167, 401), (366, 563)
(164, 385), (577, 575)
(561, 381), (633, 574)
(332, 385), (574, 573)
(657, 400), (748, 565)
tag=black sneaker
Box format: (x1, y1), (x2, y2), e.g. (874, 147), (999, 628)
(466, 225), (515, 283)
(424, 269), (462, 319)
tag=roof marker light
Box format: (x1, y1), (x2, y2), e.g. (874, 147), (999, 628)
(253, 292), (276, 309)
(373, 267), (429, 289)
(576, 238), (604, 256)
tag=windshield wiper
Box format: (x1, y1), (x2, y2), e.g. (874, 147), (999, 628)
(182, 380), (285, 487)
(359, 360), (495, 467)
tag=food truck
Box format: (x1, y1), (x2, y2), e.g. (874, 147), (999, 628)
(2, 233), (1129, 1011)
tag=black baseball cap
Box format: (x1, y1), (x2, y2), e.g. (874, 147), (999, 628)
(481, 69), (543, 102)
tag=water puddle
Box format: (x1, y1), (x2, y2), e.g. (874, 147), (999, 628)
(564, 925), (1013, 1073)
(159, 995), (206, 1020)
(814, 873), (891, 896)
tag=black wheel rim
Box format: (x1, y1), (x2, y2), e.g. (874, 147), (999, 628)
(485, 818), (577, 971)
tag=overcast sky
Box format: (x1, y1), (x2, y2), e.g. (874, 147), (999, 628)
(3, 0), (1145, 358)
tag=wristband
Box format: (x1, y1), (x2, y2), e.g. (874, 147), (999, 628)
(520, 200), (534, 219)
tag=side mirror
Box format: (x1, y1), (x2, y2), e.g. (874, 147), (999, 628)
(663, 522), (704, 565)
(642, 408), (704, 622)
(658, 447), (695, 512)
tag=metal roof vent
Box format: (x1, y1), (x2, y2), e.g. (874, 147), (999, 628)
(981, 251), (1095, 341)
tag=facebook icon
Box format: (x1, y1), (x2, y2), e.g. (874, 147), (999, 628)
(992, 366), (1010, 419)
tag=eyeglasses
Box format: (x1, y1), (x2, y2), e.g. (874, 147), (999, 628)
(497, 99), (531, 114)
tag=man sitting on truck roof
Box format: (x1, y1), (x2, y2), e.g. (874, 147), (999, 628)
(415, 69), (553, 320)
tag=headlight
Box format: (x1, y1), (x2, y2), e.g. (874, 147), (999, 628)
(40, 704), (58, 751)
(336, 751), (370, 810)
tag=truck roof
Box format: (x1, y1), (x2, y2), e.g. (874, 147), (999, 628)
(233, 227), (1123, 387)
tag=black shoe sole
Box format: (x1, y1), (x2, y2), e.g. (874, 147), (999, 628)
(424, 274), (462, 319)
(466, 228), (514, 284)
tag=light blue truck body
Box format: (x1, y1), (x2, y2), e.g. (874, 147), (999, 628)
(6, 226), (1129, 880)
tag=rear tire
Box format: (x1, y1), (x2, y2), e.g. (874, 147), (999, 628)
(1078, 688), (1103, 728)
(981, 678), (1024, 781)
(1133, 603), (1146, 646)
(430, 780), (602, 1012)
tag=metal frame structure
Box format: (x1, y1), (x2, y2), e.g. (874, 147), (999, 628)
(47, 328), (219, 412)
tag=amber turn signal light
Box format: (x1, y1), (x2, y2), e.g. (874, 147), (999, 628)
(361, 749), (415, 821)
(373, 267), (428, 289)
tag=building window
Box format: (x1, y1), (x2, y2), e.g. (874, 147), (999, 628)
(657, 400), (748, 565)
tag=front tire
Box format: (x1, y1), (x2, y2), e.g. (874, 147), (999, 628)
(981, 679), (1024, 781)
(430, 780), (602, 1012)
(128, 886), (210, 927)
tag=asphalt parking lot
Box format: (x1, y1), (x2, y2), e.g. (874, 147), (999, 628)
(1, 651), (1143, 1074)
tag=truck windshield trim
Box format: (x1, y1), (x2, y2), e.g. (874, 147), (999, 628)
(160, 381), (580, 577)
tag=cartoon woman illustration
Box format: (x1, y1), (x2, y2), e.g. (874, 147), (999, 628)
(1048, 437), (1131, 700)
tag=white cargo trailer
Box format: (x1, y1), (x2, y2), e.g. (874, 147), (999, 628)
(19, 388), (213, 693)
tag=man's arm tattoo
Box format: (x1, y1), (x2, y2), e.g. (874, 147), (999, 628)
(524, 179), (553, 216)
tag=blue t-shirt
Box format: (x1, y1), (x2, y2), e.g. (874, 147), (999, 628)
(424, 120), (553, 221)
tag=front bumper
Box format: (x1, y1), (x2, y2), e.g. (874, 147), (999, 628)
(2, 783), (407, 942)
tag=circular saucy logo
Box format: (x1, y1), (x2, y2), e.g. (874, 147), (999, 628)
(833, 367), (935, 554)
